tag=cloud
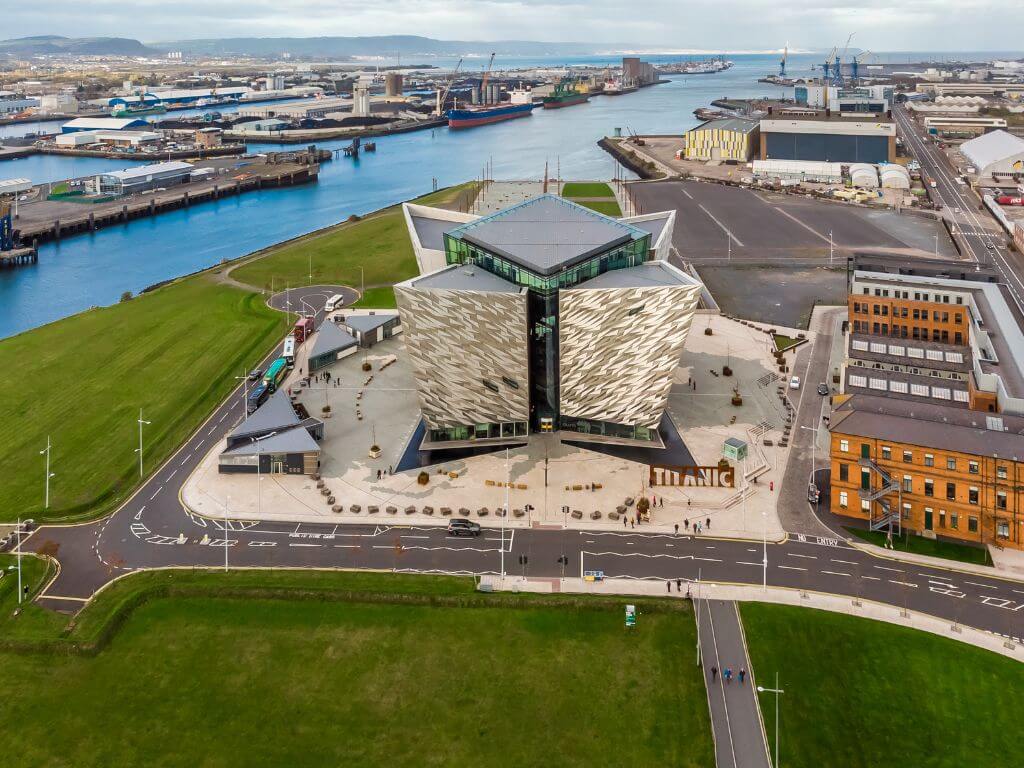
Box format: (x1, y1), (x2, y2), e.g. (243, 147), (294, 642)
(4, 0), (1023, 51)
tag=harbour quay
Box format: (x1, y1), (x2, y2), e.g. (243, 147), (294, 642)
(8, 149), (325, 247)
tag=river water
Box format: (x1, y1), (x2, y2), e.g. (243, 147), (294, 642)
(0, 51), (1002, 338)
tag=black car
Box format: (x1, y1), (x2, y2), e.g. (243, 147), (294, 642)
(248, 368), (263, 381)
(817, 383), (829, 396)
(447, 519), (481, 537)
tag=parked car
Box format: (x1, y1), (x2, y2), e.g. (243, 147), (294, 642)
(789, 376), (801, 390)
(817, 383), (829, 396)
(447, 519), (481, 537)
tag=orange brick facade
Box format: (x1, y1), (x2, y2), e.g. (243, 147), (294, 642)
(829, 431), (1024, 550)
(847, 295), (970, 345)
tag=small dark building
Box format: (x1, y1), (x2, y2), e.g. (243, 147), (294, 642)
(219, 389), (322, 475)
(341, 313), (402, 348)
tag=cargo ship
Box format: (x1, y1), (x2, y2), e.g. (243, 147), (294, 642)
(111, 103), (167, 118)
(543, 80), (589, 109)
(447, 101), (534, 129)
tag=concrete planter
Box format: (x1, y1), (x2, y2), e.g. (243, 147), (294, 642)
(368, 446), (382, 459)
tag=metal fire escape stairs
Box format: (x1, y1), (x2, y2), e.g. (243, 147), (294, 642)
(858, 456), (902, 534)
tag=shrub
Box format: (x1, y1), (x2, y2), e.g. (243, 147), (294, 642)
(361, 361), (372, 372)
(417, 471), (429, 486)
(119, 291), (133, 302)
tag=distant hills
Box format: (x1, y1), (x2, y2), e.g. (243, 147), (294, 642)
(0, 35), (156, 56)
(150, 35), (613, 59)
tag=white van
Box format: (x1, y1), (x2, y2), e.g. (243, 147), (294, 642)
(324, 294), (345, 312)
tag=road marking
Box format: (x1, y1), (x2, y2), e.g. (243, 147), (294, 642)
(289, 543), (322, 548)
(862, 575), (881, 580)
(149, 486), (162, 500)
(401, 535), (430, 540)
(773, 205), (832, 244)
(180, 456), (190, 466)
(248, 541), (276, 547)
(736, 561), (761, 567)
(681, 188), (693, 200)
(964, 580), (997, 590)
(873, 565), (903, 573)
(822, 570), (850, 577)
(1012, 589), (1024, 596)
(38, 594), (89, 602)
(889, 580), (918, 588)
(166, 469), (177, 481)
(788, 553), (817, 559)
(133, 505), (145, 521)
(831, 558), (858, 565)
(778, 565), (806, 571)
(698, 203), (745, 247)
(333, 544), (360, 548)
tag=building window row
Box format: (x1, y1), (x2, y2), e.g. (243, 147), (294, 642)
(858, 285), (965, 305)
(846, 374), (966, 402)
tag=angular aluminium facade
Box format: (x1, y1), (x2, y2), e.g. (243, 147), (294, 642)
(395, 195), (701, 449)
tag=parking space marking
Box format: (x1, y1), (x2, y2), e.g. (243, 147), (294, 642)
(698, 204), (745, 247)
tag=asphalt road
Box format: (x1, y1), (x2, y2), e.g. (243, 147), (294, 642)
(15, 284), (1024, 647)
(893, 105), (1024, 309)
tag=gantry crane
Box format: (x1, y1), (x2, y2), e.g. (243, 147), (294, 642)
(434, 57), (464, 116)
(851, 50), (872, 82)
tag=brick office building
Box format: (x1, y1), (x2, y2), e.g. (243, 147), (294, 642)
(829, 256), (1024, 549)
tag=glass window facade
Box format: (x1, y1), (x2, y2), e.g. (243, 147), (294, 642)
(429, 422), (528, 443)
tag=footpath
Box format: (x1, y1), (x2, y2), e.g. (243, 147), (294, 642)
(697, 599), (772, 768)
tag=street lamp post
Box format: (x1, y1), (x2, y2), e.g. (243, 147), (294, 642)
(501, 447), (509, 583)
(39, 435), (54, 509)
(15, 516), (22, 604)
(757, 673), (785, 768)
(799, 425), (818, 491)
(135, 409), (151, 478)
(762, 508), (768, 592)
(251, 431), (277, 517)
(829, 230), (834, 264)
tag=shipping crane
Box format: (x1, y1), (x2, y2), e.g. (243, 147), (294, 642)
(0, 199), (13, 252)
(851, 50), (872, 83)
(779, 43), (788, 78)
(821, 46), (837, 83)
(480, 52), (496, 102)
(833, 32), (855, 87)
(434, 57), (464, 116)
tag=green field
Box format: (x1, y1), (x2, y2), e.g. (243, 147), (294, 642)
(576, 199), (624, 216)
(561, 182), (615, 198)
(0, 278), (283, 523)
(845, 527), (993, 566)
(229, 183), (476, 294)
(0, 571), (713, 767)
(352, 285), (397, 308)
(742, 603), (1023, 768)
(772, 333), (803, 352)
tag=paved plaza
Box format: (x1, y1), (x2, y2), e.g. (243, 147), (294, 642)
(183, 313), (805, 538)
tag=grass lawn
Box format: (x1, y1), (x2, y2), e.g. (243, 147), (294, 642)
(229, 182), (477, 293)
(772, 333), (803, 352)
(0, 277), (284, 523)
(0, 571), (712, 767)
(845, 527), (993, 566)
(0, 554), (65, 642)
(742, 603), (1023, 768)
(577, 200), (623, 217)
(561, 182), (615, 198)
(352, 285), (397, 309)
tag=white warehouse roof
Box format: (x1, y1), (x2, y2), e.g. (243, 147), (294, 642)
(960, 130), (1024, 171)
(760, 119), (896, 137)
(62, 117), (151, 132)
(0, 178), (32, 194)
(100, 161), (193, 182)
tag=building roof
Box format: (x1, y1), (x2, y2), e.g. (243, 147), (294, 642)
(227, 389), (299, 441)
(308, 321), (357, 360)
(623, 212), (671, 245)
(342, 313), (399, 334)
(960, 130), (1024, 171)
(221, 427), (320, 456)
(409, 213), (453, 252)
(830, 394), (1024, 461)
(61, 117), (150, 132)
(99, 161), (194, 182)
(571, 260), (699, 290)
(446, 195), (648, 277)
(407, 264), (522, 293)
(690, 118), (760, 135)
(760, 118), (895, 136)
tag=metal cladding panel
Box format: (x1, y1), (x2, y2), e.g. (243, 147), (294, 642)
(558, 283), (702, 428)
(394, 285), (530, 428)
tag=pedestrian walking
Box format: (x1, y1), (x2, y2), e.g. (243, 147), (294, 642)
(706, 517), (711, 529)
(376, 469), (381, 480)
(666, 580), (671, 593)
(388, 465), (393, 475)
(676, 579), (682, 592)
(674, 523), (679, 536)
(684, 518), (689, 530)
(623, 515), (627, 528)
(630, 519), (635, 529)
(711, 666), (718, 682)
(724, 668), (732, 683)
(739, 668), (746, 684)
(660, 497), (664, 507)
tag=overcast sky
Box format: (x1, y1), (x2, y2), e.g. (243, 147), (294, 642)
(7, 0), (1023, 52)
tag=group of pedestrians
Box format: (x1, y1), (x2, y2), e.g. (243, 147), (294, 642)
(709, 666), (746, 685)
